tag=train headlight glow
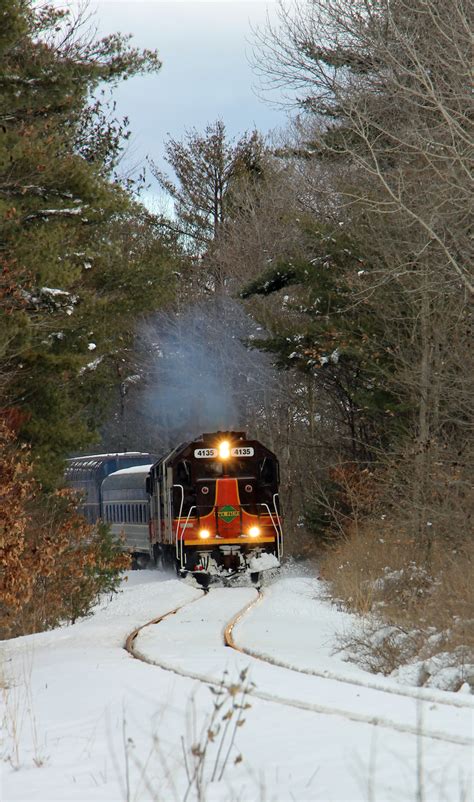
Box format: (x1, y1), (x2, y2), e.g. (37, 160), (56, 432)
(218, 440), (231, 460)
(248, 526), (260, 538)
(199, 529), (211, 539)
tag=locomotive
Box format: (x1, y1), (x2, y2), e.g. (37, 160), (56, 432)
(66, 431), (283, 586)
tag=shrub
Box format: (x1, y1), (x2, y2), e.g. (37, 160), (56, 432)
(0, 422), (129, 639)
(322, 518), (474, 674)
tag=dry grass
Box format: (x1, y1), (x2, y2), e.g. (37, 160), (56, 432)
(118, 669), (254, 802)
(321, 522), (474, 679)
(1, 652), (47, 769)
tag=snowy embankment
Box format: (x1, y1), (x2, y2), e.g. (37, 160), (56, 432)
(1, 568), (472, 802)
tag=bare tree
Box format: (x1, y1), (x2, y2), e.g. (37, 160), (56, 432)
(253, 0), (473, 296)
(249, 0), (473, 550)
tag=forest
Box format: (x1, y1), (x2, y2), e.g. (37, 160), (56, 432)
(1, 0), (472, 677)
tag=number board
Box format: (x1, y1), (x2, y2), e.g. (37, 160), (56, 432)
(231, 447), (254, 457)
(193, 446), (255, 458)
(194, 448), (218, 458)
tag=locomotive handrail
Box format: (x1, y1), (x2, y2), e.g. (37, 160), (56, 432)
(259, 502), (282, 560)
(171, 482), (282, 570)
(173, 484), (184, 563)
(272, 493), (284, 559)
(177, 504), (196, 569)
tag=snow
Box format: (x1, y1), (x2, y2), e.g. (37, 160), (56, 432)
(37, 288), (79, 315)
(66, 452), (150, 461)
(320, 349), (341, 367)
(247, 552), (280, 571)
(35, 207), (85, 216)
(124, 374), (141, 385)
(392, 652), (474, 693)
(80, 356), (104, 374)
(40, 287), (70, 297)
(1, 570), (472, 802)
(109, 464), (153, 476)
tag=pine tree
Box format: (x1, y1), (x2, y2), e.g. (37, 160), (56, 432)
(241, 221), (401, 463)
(0, 1), (177, 486)
(152, 121), (266, 246)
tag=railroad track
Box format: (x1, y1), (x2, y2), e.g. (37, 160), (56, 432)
(124, 588), (474, 748)
(224, 590), (474, 711)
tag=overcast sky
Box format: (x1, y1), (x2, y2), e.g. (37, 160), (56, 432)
(76, 1), (288, 209)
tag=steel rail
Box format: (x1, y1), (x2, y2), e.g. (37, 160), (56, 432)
(125, 589), (473, 748)
(224, 590), (474, 711)
(125, 592), (205, 656)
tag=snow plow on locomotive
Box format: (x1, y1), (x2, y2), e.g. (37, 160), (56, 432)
(65, 432), (283, 586)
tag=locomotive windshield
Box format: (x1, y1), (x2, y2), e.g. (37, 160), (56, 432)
(194, 459), (256, 479)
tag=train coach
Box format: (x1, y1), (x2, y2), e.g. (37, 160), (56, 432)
(66, 431), (283, 585)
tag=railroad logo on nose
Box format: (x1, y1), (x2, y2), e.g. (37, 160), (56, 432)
(218, 505), (239, 523)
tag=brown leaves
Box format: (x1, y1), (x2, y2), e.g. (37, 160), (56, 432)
(0, 421), (128, 639)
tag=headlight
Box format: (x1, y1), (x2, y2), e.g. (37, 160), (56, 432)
(248, 526), (260, 538)
(199, 529), (211, 539)
(218, 440), (230, 459)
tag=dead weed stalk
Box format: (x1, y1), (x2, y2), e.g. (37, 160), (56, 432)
(322, 524), (474, 681)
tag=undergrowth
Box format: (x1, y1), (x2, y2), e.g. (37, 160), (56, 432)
(321, 523), (474, 686)
(121, 668), (254, 802)
(0, 421), (130, 639)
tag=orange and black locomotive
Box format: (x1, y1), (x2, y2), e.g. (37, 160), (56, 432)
(148, 431), (283, 584)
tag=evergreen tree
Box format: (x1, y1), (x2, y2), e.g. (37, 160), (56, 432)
(241, 221), (401, 463)
(0, 1), (177, 485)
(151, 120), (267, 291)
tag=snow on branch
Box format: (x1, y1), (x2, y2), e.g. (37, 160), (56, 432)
(24, 206), (89, 223)
(0, 185), (75, 200)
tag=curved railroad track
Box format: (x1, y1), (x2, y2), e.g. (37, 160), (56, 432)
(124, 588), (473, 748)
(224, 590), (474, 711)
(124, 590), (206, 655)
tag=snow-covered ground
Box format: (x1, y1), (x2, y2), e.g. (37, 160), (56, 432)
(1, 568), (472, 802)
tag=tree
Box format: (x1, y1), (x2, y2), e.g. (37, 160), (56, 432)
(249, 0), (473, 548)
(242, 222), (401, 461)
(0, 420), (129, 639)
(150, 121), (266, 267)
(254, 0), (473, 295)
(0, 1), (178, 486)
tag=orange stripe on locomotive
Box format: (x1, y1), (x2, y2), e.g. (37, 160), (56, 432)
(172, 477), (279, 544)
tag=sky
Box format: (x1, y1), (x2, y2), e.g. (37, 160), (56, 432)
(73, 1), (289, 209)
